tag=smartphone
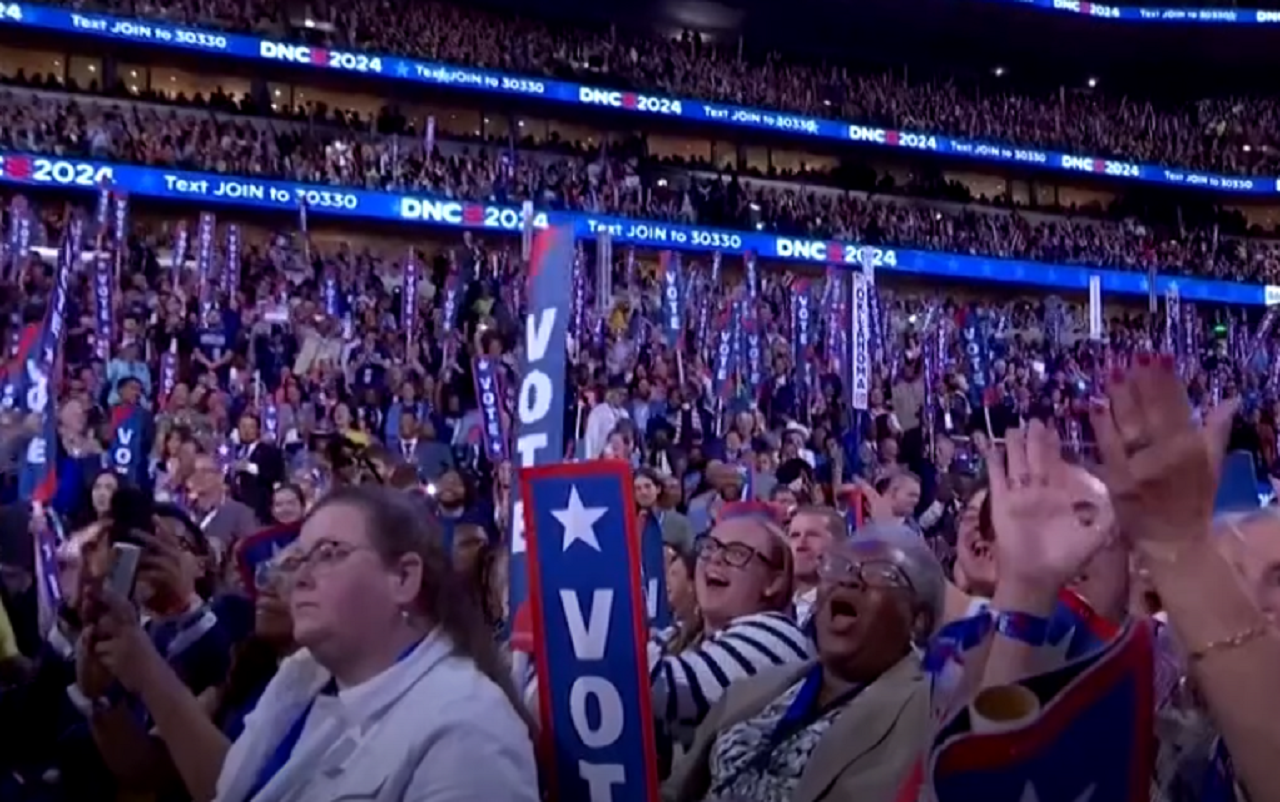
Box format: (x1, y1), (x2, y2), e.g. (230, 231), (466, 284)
(105, 542), (142, 600)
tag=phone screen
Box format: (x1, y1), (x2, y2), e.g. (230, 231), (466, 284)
(105, 543), (142, 600)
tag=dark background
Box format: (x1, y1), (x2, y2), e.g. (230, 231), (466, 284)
(458, 0), (1280, 101)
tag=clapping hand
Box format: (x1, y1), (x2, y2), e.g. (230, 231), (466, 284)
(1088, 353), (1237, 557)
(979, 419), (1112, 594)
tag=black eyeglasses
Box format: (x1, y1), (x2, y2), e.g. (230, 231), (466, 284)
(695, 535), (779, 569)
(818, 552), (913, 591)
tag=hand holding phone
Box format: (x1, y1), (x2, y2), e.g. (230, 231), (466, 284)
(105, 543), (142, 601)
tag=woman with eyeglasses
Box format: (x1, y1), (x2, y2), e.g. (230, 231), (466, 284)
(665, 523), (943, 802)
(655, 510), (814, 742)
(86, 485), (536, 802)
(520, 508), (811, 759)
(225, 484), (534, 801)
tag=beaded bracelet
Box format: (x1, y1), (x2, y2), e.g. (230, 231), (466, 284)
(1188, 622), (1271, 663)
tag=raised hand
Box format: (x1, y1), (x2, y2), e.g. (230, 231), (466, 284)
(1088, 353), (1237, 555)
(853, 478), (895, 524)
(980, 419), (1112, 591)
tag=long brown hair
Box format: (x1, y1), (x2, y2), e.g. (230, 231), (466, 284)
(309, 486), (536, 735)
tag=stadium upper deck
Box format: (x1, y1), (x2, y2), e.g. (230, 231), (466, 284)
(2, 0), (1280, 304)
(2, 0), (1280, 196)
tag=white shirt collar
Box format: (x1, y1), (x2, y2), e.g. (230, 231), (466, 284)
(326, 628), (449, 714)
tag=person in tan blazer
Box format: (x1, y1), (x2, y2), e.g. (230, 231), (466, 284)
(664, 526), (945, 802)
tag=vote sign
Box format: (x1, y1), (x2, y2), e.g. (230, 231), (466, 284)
(961, 309), (989, 405)
(929, 619), (1153, 802)
(20, 242), (70, 502)
(508, 225), (574, 654)
(661, 251), (682, 348)
(109, 403), (146, 485)
(850, 272), (870, 411)
(521, 460), (659, 802)
(473, 356), (509, 461)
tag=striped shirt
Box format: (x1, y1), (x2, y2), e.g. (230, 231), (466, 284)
(651, 611), (814, 733)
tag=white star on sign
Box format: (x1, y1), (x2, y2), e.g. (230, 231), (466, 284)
(552, 486), (608, 553)
(1019, 781), (1096, 802)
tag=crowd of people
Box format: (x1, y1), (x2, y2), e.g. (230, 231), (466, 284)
(0, 2), (1276, 801)
(0, 186), (1276, 798)
(7, 76), (1280, 287)
(46, 0), (1280, 174)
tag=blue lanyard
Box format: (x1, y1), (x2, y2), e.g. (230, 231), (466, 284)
(767, 666), (863, 749)
(243, 637), (423, 800)
(1202, 737), (1244, 802)
(244, 696), (315, 802)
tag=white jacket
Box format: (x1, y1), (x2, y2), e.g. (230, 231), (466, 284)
(215, 629), (539, 802)
(583, 402), (628, 459)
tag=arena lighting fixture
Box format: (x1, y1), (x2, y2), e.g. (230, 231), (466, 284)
(1087, 77), (1099, 88)
(993, 66), (1005, 77)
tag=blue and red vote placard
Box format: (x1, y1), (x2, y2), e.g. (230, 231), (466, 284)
(508, 225), (574, 654)
(19, 227), (72, 503)
(109, 403), (148, 485)
(924, 616), (1154, 802)
(472, 355), (509, 462)
(521, 460), (659, 802)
